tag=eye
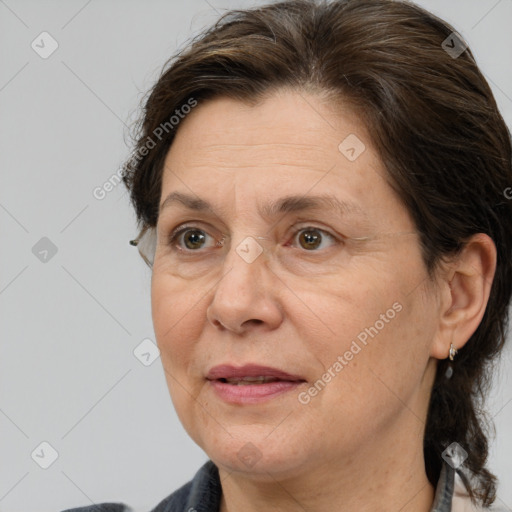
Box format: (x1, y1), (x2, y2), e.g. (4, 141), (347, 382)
(289, 226), (338, 251)
(166, 224), (339, 253)
(168, 225), (220, 251)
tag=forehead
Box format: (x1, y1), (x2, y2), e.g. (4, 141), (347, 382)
(171, 90), (368, 156)
(158, 90), (412, 232)
(162, 90), (375, 180)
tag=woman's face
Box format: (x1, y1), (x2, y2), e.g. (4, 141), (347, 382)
(151, 89), (441, 478)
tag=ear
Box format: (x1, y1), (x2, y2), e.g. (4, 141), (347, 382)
(430, 233), (497, 360)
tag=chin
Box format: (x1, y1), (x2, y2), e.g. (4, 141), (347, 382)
(198, 429), (313, 479)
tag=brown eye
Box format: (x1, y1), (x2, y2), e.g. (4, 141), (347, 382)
(182, 230), (206, 250)
(168, 226), (218, 252)
(294, 227), (336, 251)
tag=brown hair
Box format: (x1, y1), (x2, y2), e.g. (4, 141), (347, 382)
(122, 0), (512, 506)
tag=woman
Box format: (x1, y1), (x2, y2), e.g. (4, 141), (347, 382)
(63, 0), (512, 511)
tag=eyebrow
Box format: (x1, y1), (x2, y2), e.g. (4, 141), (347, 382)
(159, 191), (367, 220)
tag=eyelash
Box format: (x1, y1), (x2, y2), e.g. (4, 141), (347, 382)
(167, 223), (340, 253)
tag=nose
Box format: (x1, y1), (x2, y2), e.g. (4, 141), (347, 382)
(206, 237), (284, 335)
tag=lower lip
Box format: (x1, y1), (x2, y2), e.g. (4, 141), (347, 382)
(208, 379), (304, 404)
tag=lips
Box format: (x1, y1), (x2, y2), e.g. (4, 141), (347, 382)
(206, 364), (307, 404)
(206, 364), (306, 383)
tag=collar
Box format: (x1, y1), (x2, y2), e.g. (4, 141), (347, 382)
(177, 459), (475, 512)
(151, 458), (481, 512)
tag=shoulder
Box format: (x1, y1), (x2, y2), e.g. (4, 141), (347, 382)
(61, 505), (131, 512)
(60, 460), (220, 512)
(147, 478), (194, 512)
(451, 471), (508, 512)
(59, 482), (192, 512)
(148, 459), (221, 512)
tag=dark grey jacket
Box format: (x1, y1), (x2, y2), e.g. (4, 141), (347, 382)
(61, 459), (486, 512)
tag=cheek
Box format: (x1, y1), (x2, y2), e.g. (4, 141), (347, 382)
(295, 287), (434, 449)
(289, 260), (402, 345)
(150, 274), (206, 373)
(300, 251), (434, 391)
(150, 275), (209, 435)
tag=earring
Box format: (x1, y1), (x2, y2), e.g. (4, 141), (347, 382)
(445, 343), (458, 379)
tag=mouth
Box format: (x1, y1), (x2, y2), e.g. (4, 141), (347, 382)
(216, 376), (290, 385)
(206, 364), (307, 404)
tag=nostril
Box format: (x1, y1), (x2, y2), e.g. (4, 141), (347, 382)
(241, 319), (264, 328)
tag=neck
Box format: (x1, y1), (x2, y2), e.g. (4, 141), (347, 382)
(219, 454), (434, 512)
(217, 414), (435, 512)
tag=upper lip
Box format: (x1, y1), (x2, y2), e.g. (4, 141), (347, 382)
(206, 364), (306, 381)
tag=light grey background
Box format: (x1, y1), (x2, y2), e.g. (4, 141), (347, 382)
(1, 1), (511, 511)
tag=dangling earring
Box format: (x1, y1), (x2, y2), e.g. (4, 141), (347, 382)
(445, 343), (458, 379)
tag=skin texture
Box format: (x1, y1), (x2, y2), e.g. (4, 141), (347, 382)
(150, 88), (496, 512)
